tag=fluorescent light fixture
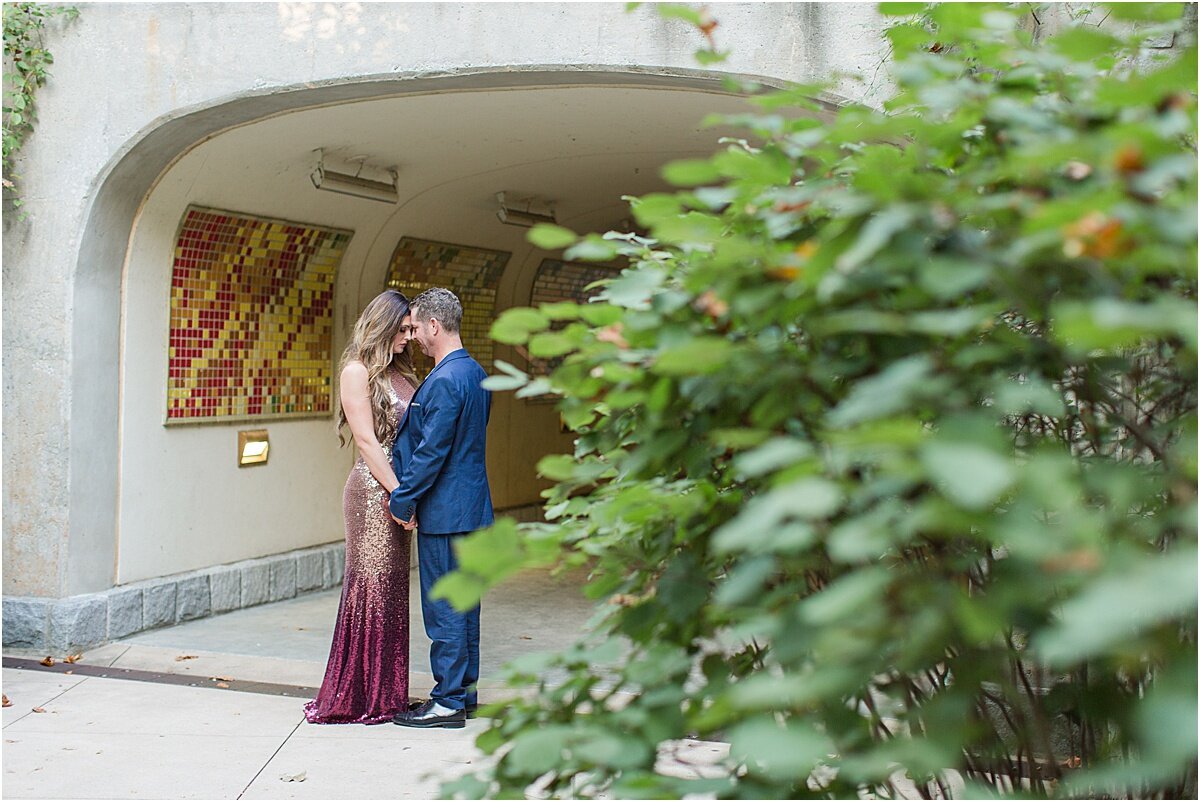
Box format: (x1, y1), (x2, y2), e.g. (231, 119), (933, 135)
(496, 192), (556, 227)
(311, 153), (398, 204)
(238, 429), (270, 467)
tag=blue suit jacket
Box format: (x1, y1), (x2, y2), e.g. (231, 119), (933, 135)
(388, 349), (494, 534)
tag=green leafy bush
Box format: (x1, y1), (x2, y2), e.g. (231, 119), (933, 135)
(441, 3), (1197, 798)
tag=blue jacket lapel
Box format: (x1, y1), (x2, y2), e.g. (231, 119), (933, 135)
(397, 349), (468, 433)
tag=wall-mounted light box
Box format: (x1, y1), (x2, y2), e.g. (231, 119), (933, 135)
(238, 429), (270, 467)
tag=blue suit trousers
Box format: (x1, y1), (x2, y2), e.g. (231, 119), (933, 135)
(417, 533), (480, 710)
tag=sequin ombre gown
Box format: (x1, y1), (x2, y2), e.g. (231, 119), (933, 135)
(305, 369), (416, 724)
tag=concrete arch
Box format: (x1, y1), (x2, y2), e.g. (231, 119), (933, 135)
(69, 65), (834, 595)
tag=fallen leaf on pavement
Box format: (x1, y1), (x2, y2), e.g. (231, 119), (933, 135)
(280, 771), (307, 783)
(32, 707), (46, 713)
(175, 655), (199, 662)
(215, 682), (230, 689)
(211, 676), (233, 682)
(2, 695), (10, 708)
(39, 657), (54, 667)
(519, 635), (533, 640)
(64, 653), (82, 664)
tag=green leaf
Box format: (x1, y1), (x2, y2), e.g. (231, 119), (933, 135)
(827, 509), (895, 564)
(908, 306), (996, 337)
(439, 773), (491, 799)
(653, 211), (725, 245)
(578, 303), (623, 327)
(694, 49), (730, 65)
(827, 356), (936, 428)
(1134, 654), (1198, 781)
(714, 555), (777, 606)
(1052, 297), (1197, 352)
(480, 374), (527, 391)
(917, 258), (992, 299)
(652, 337), (732, 375)
(732, 437), (813, 478)
(506, 726), (571, 774)
(455, 519), (526, 579)
(710, 428), (771, 449)
(801, 567), (891, 625)
(1049, 27), (1122, 62)
(601, 267), (665, 310)
(527, 223), (577, 250)
(490, 307), (549, 345)
(527, 331), (576, 358)
(836, 206), (916, 271)
(713, 478), (843, 554)
(993, 377), (1062, 416)
(920, 441), (1015, 510)
(482, 358), (530, 391)
(729, 717), (833, 780)
(1034, 547), (1198, 667)
(564, 235), (619, 262)
(661, 158), (721, 187)
(429, 571), (487, 611)
(538, 301), (581, 320)
(655, 3), (703, 25)
(537, 454), (578, 481)
(630, 193), (684, 227)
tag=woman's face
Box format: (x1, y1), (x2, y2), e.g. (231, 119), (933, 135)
(391, 314), (415, 354)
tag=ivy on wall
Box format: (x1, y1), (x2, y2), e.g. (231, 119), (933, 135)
(3, 2), (78, 209)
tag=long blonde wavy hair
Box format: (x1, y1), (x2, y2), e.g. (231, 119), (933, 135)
(336, 289), (419, 447)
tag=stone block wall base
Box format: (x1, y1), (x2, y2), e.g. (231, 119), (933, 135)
(2, 542), (346, 653)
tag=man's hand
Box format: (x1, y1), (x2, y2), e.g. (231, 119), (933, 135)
(389, 510), (417, 530)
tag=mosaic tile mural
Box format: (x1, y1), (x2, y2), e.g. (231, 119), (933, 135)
(384, 238), (511, 373)
(528, 258), (619, 381)
(167, 206), (350, 422)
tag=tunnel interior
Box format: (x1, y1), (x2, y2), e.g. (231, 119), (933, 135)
(110, 79), (759, 584)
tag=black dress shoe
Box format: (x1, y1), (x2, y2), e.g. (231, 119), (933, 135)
(393, 700), (466, 729)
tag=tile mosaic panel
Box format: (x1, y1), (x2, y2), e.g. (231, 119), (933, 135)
(384, 238), (511, 373)
(528, 258), (619, 380)
(166, 207), (350, 422)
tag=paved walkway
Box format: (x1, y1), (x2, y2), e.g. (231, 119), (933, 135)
(1, 566), (610, 799)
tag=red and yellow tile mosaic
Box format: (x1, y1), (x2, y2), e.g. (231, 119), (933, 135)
(528, 258), (618, 380)
(166, 207), (351, 422)
(384, 238), (511, 373)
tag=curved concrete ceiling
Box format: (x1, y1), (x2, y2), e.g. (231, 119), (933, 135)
(145, 82), (785, 308)
(160, 83), (758, 256)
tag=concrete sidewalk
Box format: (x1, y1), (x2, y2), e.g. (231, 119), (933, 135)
(0, 566), (605, 800)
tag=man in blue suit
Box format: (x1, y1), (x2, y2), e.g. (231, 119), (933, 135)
(388, 287), (493, 729)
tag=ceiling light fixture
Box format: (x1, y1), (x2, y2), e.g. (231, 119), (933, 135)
(496, 192), (557, 227)
(311, 151), (398, 204)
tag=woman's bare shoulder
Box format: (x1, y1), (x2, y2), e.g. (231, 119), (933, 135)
(340, 360), (368, 382)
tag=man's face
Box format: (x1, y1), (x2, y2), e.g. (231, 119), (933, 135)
(410, 310), (435, 356)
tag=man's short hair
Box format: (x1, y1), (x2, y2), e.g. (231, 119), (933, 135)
(412, 287), (463, 334)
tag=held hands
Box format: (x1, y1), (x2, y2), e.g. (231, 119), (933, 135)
(384, 493), (416, 530)
(389, 510), (418, 531)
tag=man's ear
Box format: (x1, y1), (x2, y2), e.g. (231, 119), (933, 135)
(428, 317), (441, 336)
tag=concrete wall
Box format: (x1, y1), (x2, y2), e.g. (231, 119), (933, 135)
(3, 2), (892, 599)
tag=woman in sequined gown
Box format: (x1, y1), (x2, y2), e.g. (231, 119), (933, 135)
(305, 290), (419, 725)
